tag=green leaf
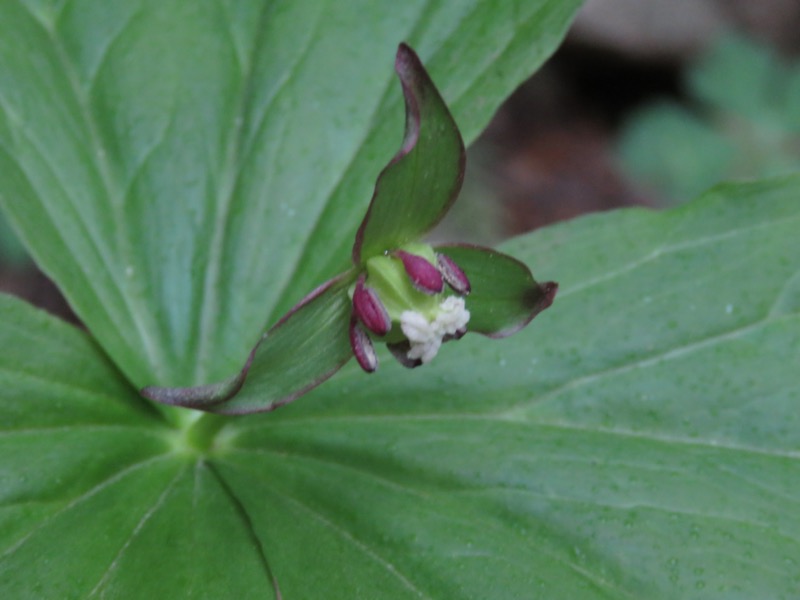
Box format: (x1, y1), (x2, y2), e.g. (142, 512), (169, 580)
(437, 243), (557, 338)
(353, 44), (464, 264)
(3, 176), (799, 597)
(0, 293), (281, 597)
(0, 0), (584, 388)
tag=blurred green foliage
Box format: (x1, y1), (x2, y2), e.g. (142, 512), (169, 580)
(618, 33), (800, 204)
(0, 211), (29, 266)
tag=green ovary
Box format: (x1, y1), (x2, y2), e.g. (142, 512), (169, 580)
(365, 244), (441, 322)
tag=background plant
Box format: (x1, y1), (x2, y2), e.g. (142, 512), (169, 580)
(1, 2), (799, 598)
(618, 32), (800, 204)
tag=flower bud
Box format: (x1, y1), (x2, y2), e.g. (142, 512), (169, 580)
(349, 317), (379, 372)
(352, 274), (391, 336)
(436, 252), (471, 295)
(395, 250), (443, 295)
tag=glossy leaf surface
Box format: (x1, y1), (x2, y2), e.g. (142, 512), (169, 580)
(2, 178), (799, 598)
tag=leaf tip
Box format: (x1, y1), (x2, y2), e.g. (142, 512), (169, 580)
(139, 350), (255, 409)
(394, 42), (420, 78)
(537, 281), (558, 311)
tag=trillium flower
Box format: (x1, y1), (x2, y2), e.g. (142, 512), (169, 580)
(141, 43), (557, 414)
(347, 243), (472, 372)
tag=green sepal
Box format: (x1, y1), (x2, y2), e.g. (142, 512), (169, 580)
(142, 273), (357, 414)
(352, 44), (465, 263)
(435, 244), (557, 338)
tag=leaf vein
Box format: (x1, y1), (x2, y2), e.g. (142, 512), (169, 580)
(229, 446), (432, 499)
(193, 0), (303, 380)
(531, 421), (800, 460)
(502, 314), (795, 419)
(222, 459), (433, 599)
(88, 462), (189, 597)
(0, 454), (171, 561)
(559, 214), (800, 299)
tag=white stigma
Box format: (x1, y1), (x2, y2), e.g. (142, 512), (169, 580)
(400, 296), (470, 363)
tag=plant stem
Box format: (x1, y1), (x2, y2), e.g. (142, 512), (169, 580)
(183, 411), (231, 454)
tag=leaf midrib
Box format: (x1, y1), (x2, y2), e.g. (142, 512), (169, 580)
(192, 0), (280, 384)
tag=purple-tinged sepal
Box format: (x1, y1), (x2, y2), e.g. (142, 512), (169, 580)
(395, 250), (444, 295)
(352, 44), (465, 264)
(436, 252), (471, 295)
(536, 281), (558, 314)
(352, 274), (392, 336)
(141, 273), (355, 414)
